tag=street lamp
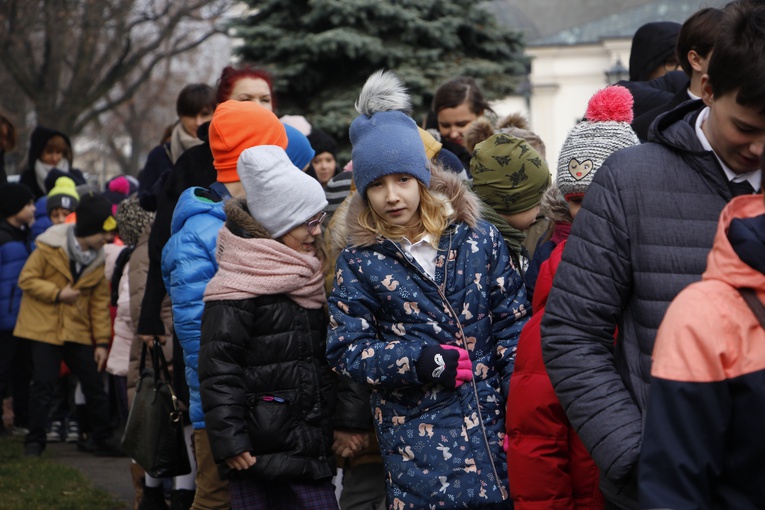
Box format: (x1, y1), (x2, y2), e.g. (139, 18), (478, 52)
(605, 57), (629, 85)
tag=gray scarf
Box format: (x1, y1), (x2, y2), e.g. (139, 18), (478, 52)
(67, 226), (97, 270)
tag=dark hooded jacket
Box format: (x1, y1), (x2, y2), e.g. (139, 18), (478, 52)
(19, 126), (86, 199)
(540, 99), (744, 509)
(628, 22), (681, 82)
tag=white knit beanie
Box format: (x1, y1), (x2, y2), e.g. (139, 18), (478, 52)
(237, 146), (328, 238)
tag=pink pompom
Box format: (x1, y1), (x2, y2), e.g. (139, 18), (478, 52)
(585, 85), (634, 123)
(108, 175), (130, 196)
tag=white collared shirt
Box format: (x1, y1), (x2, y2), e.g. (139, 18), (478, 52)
(695, 107), (761, 191)
(400, 234), (437, 280)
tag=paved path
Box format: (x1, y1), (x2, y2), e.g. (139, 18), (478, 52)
(47, 441), (134, 508)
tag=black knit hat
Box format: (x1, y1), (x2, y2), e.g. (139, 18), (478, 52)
(75, 192), (117, 237)
(307, 129), (338, 157)
(0, 183), (34, 219)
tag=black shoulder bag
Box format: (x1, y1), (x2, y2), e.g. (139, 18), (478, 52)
(121, 338), (192, 477)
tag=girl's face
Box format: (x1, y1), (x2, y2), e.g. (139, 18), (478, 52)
(311, 152), (336, 185)
(40, 145), (65, 167)
(367, 174), (421, 233)
(229, 78), (273, 111)
(281, 212), (325, 255)
(437, 102), (479, 148)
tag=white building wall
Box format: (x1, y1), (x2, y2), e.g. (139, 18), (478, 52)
(524, 38), (632, 175)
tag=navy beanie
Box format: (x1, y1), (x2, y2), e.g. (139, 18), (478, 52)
(350, 111), (430, 198)
(350, 70), (430, 199)
(0, 183), (34, 218)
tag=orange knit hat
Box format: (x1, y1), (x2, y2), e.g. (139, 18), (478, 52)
(208, 100), (288, 183)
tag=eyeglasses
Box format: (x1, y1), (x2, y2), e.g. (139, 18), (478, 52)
(305, 212), (327, 231)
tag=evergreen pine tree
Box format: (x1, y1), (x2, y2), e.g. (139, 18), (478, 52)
(232, 0), (527, 154)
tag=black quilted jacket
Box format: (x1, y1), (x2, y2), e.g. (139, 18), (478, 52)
(199, 207), (336, 482)
(541, 100), (739, 509)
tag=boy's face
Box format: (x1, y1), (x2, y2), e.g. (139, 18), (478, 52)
(49, 207), (70, 225)
(40, 145), (65, 167)
(702, 78), (765, 174)
(12, 200), (36, 227)
(79, 231), (115, 251)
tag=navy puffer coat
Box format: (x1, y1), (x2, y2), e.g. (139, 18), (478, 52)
(327, 168), (529, 509)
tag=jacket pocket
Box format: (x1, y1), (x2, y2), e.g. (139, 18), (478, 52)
(246, 390), (298, 455)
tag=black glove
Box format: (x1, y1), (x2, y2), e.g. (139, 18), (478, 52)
(415, 345), (473, 389)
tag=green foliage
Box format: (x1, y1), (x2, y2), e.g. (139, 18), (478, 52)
(232, 0), (527, 158)
(0, 437), (126, 509)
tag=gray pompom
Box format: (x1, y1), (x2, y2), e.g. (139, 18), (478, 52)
(355, 70), (412, 116)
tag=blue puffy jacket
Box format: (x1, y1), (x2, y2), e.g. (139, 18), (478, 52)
(0, 220), (34, 331)
(30, 197), (52, 241)
(327, 169), (530, 509)
(162, 186), (226, 429)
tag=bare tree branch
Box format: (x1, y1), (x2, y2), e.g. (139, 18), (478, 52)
(0, 0), (233, 135)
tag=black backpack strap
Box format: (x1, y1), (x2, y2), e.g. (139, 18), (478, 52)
(739, 288), (765, 329)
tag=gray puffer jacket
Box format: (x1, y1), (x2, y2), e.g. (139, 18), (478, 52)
(541, 100), (741, 509)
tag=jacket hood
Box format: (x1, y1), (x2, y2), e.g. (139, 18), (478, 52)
(35, 223), (71, 250)
(648, 100), (734, 201)
(170, 186), (226, 236)
(648, 99), (704, 146)
(35, 222), (106, 270)
(344, 165), (481, 247)
(628, 21), (681, 82)
(27, 126), (73, 172)
(703, 194), (765, 289)
(223, 198), (271, 240)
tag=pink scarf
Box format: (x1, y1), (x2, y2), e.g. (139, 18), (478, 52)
(204, 225), (326, 309)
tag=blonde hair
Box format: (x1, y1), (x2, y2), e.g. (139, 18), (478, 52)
(357, 178), (453, 249)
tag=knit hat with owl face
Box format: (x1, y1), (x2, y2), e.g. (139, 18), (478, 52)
(470, 133), (551, 215)
(557, 86), (639, 200)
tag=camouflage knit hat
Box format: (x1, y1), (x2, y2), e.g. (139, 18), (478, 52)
(470, 133), (551, 215)
(115, 194), (154, 246)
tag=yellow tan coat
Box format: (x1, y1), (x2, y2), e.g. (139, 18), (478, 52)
(14, 224), (111, 346)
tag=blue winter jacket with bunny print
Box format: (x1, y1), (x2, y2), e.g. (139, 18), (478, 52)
(327, 168), (530, 509)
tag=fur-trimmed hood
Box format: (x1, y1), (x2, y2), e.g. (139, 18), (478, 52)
(223, 198), (271, 240)
(344, 165), (481, 248)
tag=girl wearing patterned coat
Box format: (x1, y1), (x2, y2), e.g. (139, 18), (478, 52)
(326, 70), (530, 509)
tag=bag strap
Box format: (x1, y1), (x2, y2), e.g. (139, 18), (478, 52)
(139, 340), (148, 373)
(151, 338), (173, 383)
(739, 288), (765, 329)
(150, 338), (182, 415)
